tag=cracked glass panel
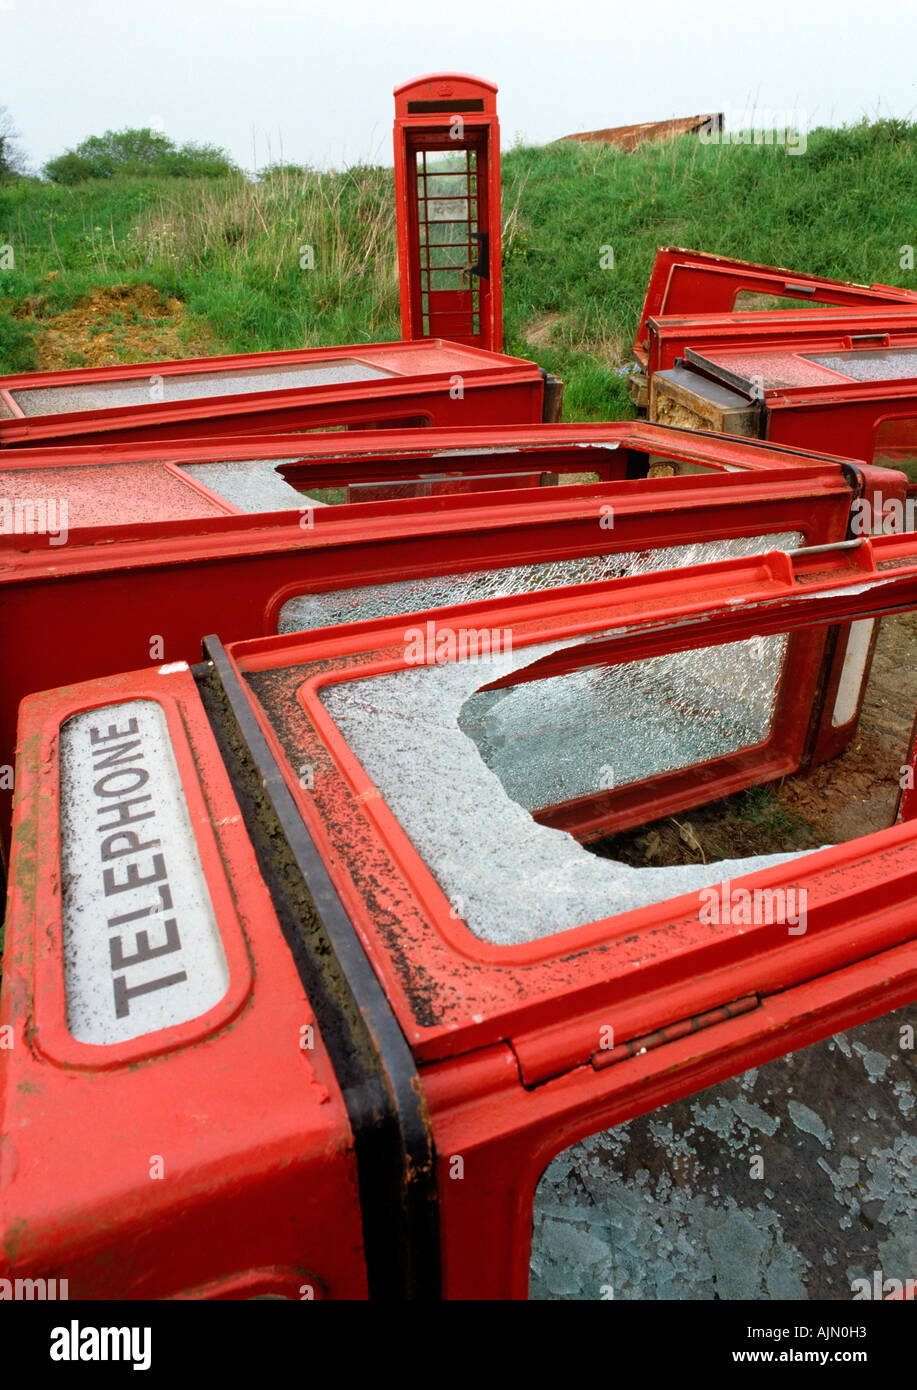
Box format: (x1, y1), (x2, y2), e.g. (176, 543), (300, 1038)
(180, 459), (318, 513)
(319, 625), (800, 946)
(10, 360), (390, 416)
(530, 1007), (916, 1300)
(806, 348), (917, 383)
(460, 632), (786, 812)
(279, 532), (803, 631)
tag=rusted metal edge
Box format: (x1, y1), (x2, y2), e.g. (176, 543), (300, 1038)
(195, 637), (441, 1301)
(591, 994), (760, 1071)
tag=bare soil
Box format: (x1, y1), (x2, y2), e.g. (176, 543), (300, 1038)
(13, 281), (217, 370)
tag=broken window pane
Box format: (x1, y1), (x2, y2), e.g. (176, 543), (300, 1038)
(279, 532), (803, 632)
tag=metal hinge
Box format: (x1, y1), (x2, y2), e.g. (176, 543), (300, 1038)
(590, 994), (760, 1071)
(512, 993), (761, 1088)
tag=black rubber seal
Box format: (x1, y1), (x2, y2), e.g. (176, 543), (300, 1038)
(194, 637), (441, 1301)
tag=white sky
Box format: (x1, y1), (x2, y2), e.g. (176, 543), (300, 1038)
(2, 0), (916, 173)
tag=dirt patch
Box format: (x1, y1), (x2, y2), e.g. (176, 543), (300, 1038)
(588, 612), (917, 866)
(13, 283), (217, 370)
(523, 311), (625, 367)
(524, 311), (563, 349)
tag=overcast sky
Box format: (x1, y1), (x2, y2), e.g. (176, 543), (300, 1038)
(3, 0), (916, 173)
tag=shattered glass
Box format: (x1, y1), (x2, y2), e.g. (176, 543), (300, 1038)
(179, 459), (318, 513)
(806, 348), (917, 383)
(279, 532), (803, 631)
(320, 625), (802, 946)
(530, 1008), (917, 1300)
(460, 632), (786, 811)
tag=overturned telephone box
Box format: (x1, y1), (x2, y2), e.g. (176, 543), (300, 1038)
(2, 532), (917, 1298)
(1, 423), (903, 871)
(633, 246), (917, 368)
(0, 338), (553, 449)
(648, 316), (917, 476)
(632, 249), (917, 476)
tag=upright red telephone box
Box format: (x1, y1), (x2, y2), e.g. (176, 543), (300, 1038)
(394, 73), (503, 352)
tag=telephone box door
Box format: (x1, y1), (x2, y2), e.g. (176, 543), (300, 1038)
(394, 74), (503, 352)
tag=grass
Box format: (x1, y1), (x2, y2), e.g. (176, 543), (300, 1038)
(739, 784), (807, 839)
(2, 117), (917, 411)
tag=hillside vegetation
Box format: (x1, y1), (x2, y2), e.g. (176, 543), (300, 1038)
(2, 118), (917, 419)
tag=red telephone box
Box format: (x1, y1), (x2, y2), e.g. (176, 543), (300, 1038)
(5, 531), (917, 1299)
(394, 73), (503, 352)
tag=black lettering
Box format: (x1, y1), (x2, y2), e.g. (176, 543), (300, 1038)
(107, 884), (173, 928)
(90, 719), (139, 745)
(110, 918), (181, 971)
(91, 739), (145, 770)
(113, 969), (188, 1019)
(103, 852), (167, 896)
(96, 794), (155, 830)
(100, 829), (161, 862)
(93, 768), (149, 799)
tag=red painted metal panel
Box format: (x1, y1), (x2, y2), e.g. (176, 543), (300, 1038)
(763, 379), (917, 467)
(0, 339), (539, 447)
(0, 417), (878, 509)
(222, 533), (917, 1296)
(0, 665), (366, 1300)
(4, 532), (917, 1298)
(634, 246), (917, 366)
(646, 305), (917, 378)
(644, 304), (917, 471)
(221, 531), (917, 1057)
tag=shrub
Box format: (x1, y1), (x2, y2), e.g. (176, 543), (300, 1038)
(44, 128), (237, 183)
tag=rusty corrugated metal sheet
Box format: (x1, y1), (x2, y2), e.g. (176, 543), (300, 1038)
(560, 113), (723, 150)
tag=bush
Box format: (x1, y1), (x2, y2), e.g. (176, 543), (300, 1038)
(44, 128), (237, 183)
